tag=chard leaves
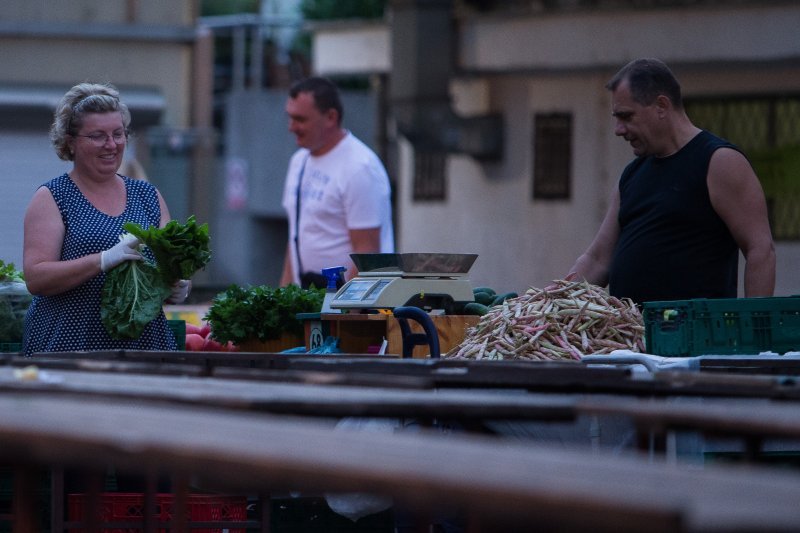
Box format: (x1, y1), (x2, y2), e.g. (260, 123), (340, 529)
(124, 215), (211, 284)
(101, 259), (172, 340)
(101, 216), (212, 340)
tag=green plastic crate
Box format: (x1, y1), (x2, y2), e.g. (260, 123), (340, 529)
(167, 319), (186, 351)
(644, 296), (800, 356)
(0, 343), (21, 353)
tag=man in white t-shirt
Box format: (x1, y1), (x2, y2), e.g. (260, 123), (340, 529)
(280, 77), (395, 288)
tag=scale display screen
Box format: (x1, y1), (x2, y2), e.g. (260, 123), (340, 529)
(365, 279), (392, 300)
(334, 279), (377, 301)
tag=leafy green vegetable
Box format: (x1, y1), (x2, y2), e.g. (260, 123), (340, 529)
(124, 215), (211, 284)
(101, 216), (212, 340)
(101, 260), (172, 339)
(0, 260), (24, 283)
(204, 284), (323, 345)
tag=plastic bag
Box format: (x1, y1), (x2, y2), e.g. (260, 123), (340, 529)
(324, 417), (397, 521)
(307, 336), (342, 355)
(0, 281), (32, 343)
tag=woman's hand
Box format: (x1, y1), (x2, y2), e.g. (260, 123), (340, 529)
(100, 234), (142, 272)
(166, 279), (191, 304)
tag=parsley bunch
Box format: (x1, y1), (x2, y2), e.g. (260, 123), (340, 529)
(204, 284), (323, 345)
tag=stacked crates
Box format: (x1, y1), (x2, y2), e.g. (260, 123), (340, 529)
(67, 492), (247, 532)
(644, 296), (800, 356)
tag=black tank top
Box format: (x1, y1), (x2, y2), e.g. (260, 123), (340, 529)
(608, 130), (740, 304)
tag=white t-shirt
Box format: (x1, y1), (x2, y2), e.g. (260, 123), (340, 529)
(282, 132), (395, 284)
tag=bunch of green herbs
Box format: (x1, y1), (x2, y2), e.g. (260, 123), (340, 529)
(101, 217), (212, 340)
(204, 284), (323, 345)
(0, 260), (24, 283)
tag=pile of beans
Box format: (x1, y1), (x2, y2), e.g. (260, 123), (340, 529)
(445, 279), (645, 361)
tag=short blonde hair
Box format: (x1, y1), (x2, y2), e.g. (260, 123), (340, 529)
(51, 82), (131, 161)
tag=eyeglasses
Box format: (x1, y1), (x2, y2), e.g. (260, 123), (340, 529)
(73, 130), (128, 146)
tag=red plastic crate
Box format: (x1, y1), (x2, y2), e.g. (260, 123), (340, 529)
(67, 492), (247, 532)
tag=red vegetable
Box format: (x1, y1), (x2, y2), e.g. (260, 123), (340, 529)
(185, 333), (205, 351)
(202, 336), (224, 352)
(185, 323), (204, 336)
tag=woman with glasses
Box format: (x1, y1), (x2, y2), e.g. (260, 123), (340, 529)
(20, 82), (189, 356)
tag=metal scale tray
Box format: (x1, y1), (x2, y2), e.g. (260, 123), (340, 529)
(351, 253), (478, 277)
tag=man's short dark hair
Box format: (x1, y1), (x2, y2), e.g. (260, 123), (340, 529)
(606, 58), (683, 109)
(289, 76), (344, 125)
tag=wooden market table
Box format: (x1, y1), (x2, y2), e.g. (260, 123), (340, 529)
(8, 353), (800, 530)
(20, 350), (800, 399)
(5, 362), (800, 462)
(4, 392), (800, 532)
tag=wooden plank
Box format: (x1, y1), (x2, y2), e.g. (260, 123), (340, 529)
(579, 396), (800, 442)
(0, 367), (577, 422)
(16, 352), (800, 399)
(2, 393), (800, 532)
(698, 356), (800, 375)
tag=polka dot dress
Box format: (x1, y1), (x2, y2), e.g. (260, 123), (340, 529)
(23, 173), (178, 356)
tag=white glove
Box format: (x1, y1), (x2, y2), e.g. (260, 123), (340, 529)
(166, 279), (191, 304)
(100, 233), (142, 272)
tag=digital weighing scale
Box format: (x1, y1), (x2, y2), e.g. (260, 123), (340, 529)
(330, 253), (477, 312)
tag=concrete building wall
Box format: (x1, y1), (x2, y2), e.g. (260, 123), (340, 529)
(1, 0), (195, 25)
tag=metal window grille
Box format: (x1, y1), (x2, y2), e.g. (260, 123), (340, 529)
(533, 113), (572, 200)
(413, 151), (447, 201)
(685, 95), (800, 241)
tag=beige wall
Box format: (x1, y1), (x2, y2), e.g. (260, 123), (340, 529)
(1, 1), (195, 25)
(0, 0), (198, 128)
(459, 4), (800, 72)
(396, 73), (626, 294)
(0, 41), (192, 127)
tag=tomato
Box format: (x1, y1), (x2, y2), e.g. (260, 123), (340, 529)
(185, 333), (205, 351)
(201, 336), (225, 352)
(199, 323), (212, 338)
(185, 323), (204, 336)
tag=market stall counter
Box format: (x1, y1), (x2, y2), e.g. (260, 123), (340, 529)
(5, 392), (800, 532)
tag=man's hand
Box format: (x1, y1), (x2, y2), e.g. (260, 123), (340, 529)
(100, 233), (142, 272)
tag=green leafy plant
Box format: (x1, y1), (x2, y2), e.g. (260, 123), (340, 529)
(204, 284), (324, 345)
(124, 215), (211, 285)
(100, 260), (172, 339)
(0, 260), (24, 283)
(101, 217), (212, 340)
